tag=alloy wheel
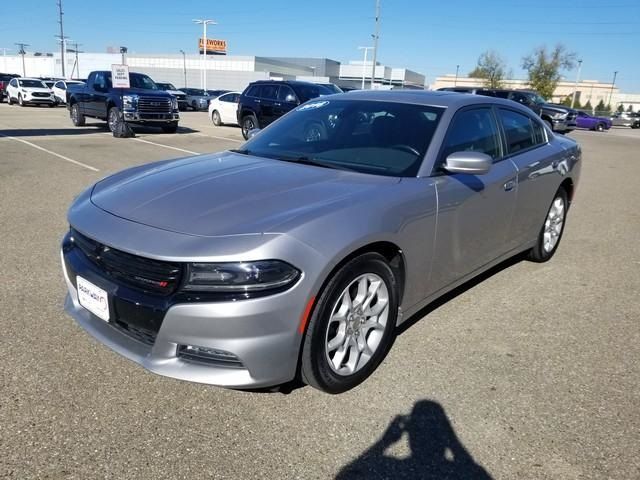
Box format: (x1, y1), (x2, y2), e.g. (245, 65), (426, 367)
(543, 197), (565, 253)
(324, 273), (389, 376)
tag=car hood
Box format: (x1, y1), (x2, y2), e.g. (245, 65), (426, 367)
(24, 87), (51, 94)
(90, 152), (398, 237)
(123, 88), (173, 98)
(544, 104), (575, 115)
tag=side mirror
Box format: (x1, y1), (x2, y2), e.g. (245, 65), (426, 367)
(285, 94), (298, 104)
(247, 128), (261, 139)
(443, 151), (492, 175)
(93, 83), (104, 92)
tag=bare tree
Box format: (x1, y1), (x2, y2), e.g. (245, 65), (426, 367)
(468, 50), (508, 89)
(522, 44), (577, 100)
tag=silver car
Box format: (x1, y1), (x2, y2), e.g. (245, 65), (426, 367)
(61, 91), (581, 393)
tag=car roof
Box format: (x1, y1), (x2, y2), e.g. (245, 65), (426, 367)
(334, 89), (528, 110)
(17, 77), (45, 82)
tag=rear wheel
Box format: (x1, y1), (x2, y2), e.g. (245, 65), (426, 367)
(161, 122), (179, 133)
(300, 253), (398, 393)
(7, 93), (13, 105)
(527, 188), (568, 263)
(70, 103), (86, 126)
(241, 114), (258, 140)
(211, 110), (222, 126)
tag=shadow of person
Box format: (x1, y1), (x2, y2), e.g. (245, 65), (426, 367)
(336, 400), (492, 480)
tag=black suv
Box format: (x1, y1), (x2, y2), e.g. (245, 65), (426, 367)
(237, 80), (333, 139)
(439, 87), (577, 133)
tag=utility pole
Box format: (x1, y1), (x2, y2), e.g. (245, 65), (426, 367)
(180, 50), (187, 88)
(15, 43), (29, 76)
(454, 64), (460, 86)
(358, 46), (373, 89)
(193, 19), (216, 91)
(370, 0), (380, 89)
(56, 0), (67, 77)
(68, 42), (83, 78)
(120, 46), (128, 65)
(608, 70), (618, 109)
(571, 59), (582, 108)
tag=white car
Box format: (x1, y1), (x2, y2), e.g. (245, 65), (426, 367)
(52, 80), (85, 104)
(6, 78), (56, 107)
(208, 91), (241, 126)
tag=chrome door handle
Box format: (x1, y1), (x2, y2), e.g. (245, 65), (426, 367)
(503, 180), (516, 192)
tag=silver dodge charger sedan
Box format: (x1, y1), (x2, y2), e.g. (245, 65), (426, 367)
(61, 90), (581, 393)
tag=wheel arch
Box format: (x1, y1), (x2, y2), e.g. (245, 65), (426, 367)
(559, 178), (575, 203)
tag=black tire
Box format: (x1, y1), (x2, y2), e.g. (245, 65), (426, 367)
(191, 100), (197, 111)
(211, 110), (222, 126)
(300, 253), (398, 394)
(161, 122), (179, 133)
(107, 106), (121, 133)
(527, 187), (569, 263)
(595, 123), (604, 132)
(48, 103), (55, 108)
(70, 103), (86, 126)
(18, 94), (25, 107)
(6, 94), (13, 105)
(241, 114), (258, 140)
(303, 121), (327, 142)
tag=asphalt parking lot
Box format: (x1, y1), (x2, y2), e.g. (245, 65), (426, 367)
(1, 103), (639, 480)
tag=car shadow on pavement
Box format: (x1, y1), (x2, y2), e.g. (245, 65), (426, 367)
(335, 400), (493, 480)
(0, 127), (107, 137)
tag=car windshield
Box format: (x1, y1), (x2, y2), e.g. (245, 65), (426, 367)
(20, 79), (46, 88)
(294, 84), (327, 102)
(129, 73), (158, 90)
(187, 89), (205, 96)
(239, 99), (444, 177)
(320, 84), (343, 94)
(529, 93), (546, 105)
(157, 83), (176, 90)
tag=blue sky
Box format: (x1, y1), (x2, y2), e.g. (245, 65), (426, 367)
(1, 0), (638, 91)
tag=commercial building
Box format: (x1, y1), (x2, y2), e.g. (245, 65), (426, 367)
(432, 75), (640, 111)
(0, 51), (425, 92)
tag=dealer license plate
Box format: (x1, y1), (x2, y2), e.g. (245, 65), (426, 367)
(76, 276), (110, 321)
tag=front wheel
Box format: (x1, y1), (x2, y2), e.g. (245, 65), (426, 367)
(595, 123), (605, 132)
(18, 94), (25, 107)
(161, 122), (179, 133)
(107, 106), (121, 133)
(70, 103), (86, 126)
(527, 188), (568, 263)
(300, 253), (398, 393)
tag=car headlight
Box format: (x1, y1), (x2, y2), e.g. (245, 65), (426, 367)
(122, 94), (137, 109)
(183, 261), (300, 292)
(171, 97), (178, 110)
(552, 112), (567, 119)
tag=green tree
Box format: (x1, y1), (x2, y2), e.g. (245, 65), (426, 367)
(617, 104), (625, 113)
(584, 100), (593, 111)
(627, 104), (634, 113)
(468, 50), (508, 89)
(560, 95), (572, 107)
(521, 44), (577, 100)
(595, 99), (610, 115)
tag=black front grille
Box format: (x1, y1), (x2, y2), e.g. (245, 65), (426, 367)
(138, 96), (172, 113)
(113, 321), (157, 345)
(70, 229), (182, 295)
(32, 92), (50, 98)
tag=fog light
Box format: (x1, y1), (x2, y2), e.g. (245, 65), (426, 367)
(177, 344), (243, 368)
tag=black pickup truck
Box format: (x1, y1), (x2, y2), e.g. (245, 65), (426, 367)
(67, 71), (180, 133)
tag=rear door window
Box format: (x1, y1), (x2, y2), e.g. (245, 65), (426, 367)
(277, 85), (297, 103)
(258, 84), (279, 100)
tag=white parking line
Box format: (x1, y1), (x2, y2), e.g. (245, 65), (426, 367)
(0, 133), (100, 172)
(131, 137), (201, 155)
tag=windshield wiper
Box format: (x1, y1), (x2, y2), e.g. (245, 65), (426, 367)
(275, 155), (350, 171)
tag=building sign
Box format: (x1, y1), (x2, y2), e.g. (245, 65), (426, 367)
(198, 38), (227, 55)
(111, 64), (130, 88)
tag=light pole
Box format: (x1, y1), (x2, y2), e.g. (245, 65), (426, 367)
(56, 0), (67, 77)
(193, 19), (216, 91)
(180, 50), (187, 88)
(571, 59), (582, 108)
(454, 64), (460, 86)
(67, 42), (83, 78)
(119, 46), (128, 65)
(15, 43), (29, 77)
(370, 0), (381, 89)
(0, 48), (10, 73)
(608, 71), (618, 109)
(358, 46), (373, 89)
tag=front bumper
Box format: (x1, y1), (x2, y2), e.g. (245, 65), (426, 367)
(551, 118), (576, 132)
(59, 207), (323, 389)
(24, 95), (55, 104)
(123, 111), (180, 123)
